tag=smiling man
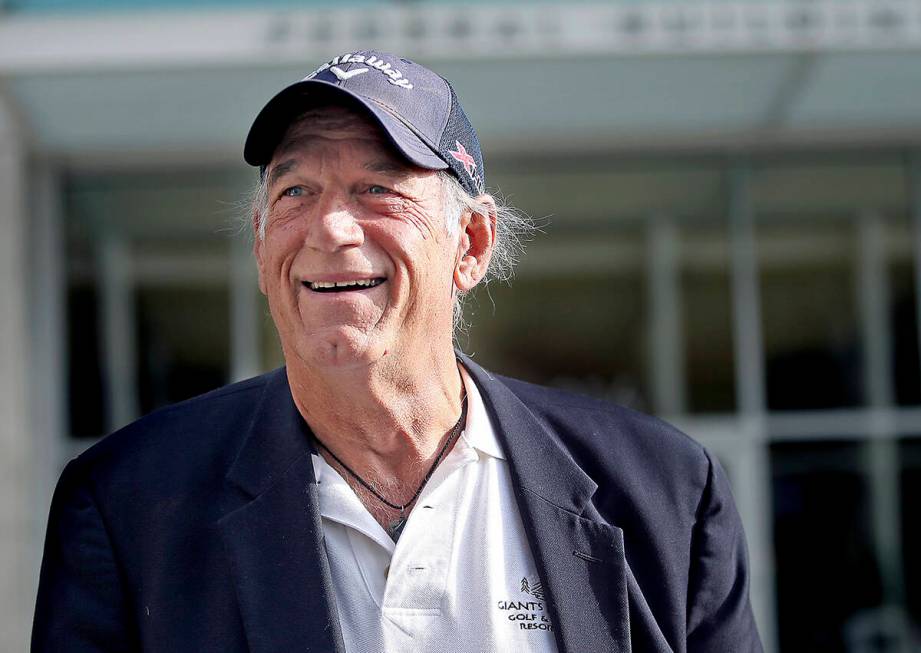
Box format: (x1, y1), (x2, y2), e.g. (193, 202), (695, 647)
(33, 51), (763, 652)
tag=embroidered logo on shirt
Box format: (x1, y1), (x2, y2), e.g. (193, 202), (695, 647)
(496, 575), (554, 632)
(520, 576), (545, 600)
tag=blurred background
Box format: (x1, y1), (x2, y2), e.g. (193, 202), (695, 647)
(2, 0), (921, 651)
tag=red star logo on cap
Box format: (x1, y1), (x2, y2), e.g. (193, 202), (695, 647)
(448, 141), (477, 179)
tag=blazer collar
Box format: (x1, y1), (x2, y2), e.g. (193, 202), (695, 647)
(226, 360), (603, 503)
(223, 359), (600, 511)
(460, 353), (633, 653)
(457, 353), (598, 514)
(224, 367), (315, 500)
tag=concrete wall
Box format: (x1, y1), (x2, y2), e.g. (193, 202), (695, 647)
(0, 89), (35, 650)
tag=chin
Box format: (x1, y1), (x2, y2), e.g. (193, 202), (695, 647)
(292, 326), (390, 371)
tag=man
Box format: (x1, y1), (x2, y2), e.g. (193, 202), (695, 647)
(33, 50), (763, 652)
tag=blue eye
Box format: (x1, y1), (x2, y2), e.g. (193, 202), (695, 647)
(282, 186), (303, 198)
(368, 185), (389, 195)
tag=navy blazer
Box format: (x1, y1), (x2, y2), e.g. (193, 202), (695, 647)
(33, 356), (763, 652)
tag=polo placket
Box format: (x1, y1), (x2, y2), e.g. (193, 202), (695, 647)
(313, 435), (482, 643)
(379, 441), (478, 624)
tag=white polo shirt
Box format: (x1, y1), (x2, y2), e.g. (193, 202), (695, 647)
(311, 365), (559, 653)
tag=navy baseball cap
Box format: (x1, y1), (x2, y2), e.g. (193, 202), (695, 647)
(244, 50), (485, 197)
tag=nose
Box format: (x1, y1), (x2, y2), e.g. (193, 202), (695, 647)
(305, 192), (364, 252)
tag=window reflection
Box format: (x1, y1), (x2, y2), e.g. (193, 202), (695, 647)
(771, 441), (882, 652)
(760, 220), (862, 410)
(135, 287), (229, 415)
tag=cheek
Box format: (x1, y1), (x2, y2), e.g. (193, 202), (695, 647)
(384, 232), (456, 302)
(259, 236), (301, 292)
(265, 202), (307, 239)
(373, 198), (441, 241)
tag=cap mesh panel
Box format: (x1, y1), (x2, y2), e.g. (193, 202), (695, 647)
(437, 82), (486, 197)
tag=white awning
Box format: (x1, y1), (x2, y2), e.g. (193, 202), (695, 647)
(2, 2), (920, 166)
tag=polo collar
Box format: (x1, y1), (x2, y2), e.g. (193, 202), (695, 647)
(458, 362), (506, 461)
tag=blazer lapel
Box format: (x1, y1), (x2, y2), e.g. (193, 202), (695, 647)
(461, 355), (631, 653)
(218, 369), (345, 653)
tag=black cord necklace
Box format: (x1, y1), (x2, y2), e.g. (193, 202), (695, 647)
(314, 396), (468, 540)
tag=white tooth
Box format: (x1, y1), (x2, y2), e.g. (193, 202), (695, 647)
(308, 279), (379, 290)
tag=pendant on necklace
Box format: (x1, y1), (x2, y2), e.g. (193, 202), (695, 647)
(388, 513), (407, 542)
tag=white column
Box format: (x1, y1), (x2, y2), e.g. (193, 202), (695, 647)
(727, 164), (777, 653)
(859, 212), (894, 408)
(859, 211), (903, 607)
(912, 154), (921, 405)
(99, 235), (138, 431)
(27, 164), (66, 578)
(647, 214), (686, 416)
(0, 89), (35, 651)
(230, 235), (260, 382)
(729, 166), (765, 417)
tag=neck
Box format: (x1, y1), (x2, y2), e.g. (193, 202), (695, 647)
(286, 344), (466, 480)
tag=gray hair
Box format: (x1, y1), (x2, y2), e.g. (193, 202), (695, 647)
(434, 171), (534, 331)
(249, 169), (535, 331)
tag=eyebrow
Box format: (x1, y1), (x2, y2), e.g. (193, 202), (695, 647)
(266, 159), (299, 190)
(266, 155), (414, 190)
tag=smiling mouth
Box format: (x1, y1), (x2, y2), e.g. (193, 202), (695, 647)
(303, 278), (386, 293)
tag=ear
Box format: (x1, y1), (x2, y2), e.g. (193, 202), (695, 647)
(453, 194), (497, 292)
(252, 208), (268, 295)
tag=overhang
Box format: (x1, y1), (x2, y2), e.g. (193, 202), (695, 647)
(1, 2), (921, 168)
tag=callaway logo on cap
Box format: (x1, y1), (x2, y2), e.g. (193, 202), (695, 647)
(243, 49), (485, 197)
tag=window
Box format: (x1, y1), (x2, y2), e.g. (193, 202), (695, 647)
(64, 170), (252, 437)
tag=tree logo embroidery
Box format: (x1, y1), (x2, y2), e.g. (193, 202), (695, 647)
(520, 576), (545, 601)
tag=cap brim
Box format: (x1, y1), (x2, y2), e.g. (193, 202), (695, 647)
(243, 79), (448, 172)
